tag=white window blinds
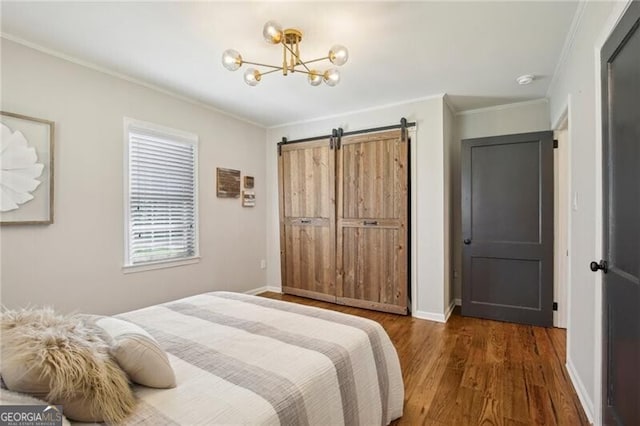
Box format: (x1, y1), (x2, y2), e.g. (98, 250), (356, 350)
(125, 121), (198, 266)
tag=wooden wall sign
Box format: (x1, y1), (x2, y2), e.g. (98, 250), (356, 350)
(216, 167), (241, 198)
(242, 191), (255, 207)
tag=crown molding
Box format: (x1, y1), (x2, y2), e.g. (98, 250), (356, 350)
(442, 94), (457, 115)
(268, 93), (447, 129)
(546, 1), (588, 98)
(1, 32), (266, 129)
(455, 98), (549, 117)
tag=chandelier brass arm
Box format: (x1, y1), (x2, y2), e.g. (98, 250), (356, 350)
(302, 57), (331, 65)
(221, 20), (348, 87)
(242, 61), (282, 69)
(288, 69), (315, 76)
(261, 68), (283, 76)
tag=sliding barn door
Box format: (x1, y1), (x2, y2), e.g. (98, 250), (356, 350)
(278, 139), (336, 302)
(336, 130), (409, 314)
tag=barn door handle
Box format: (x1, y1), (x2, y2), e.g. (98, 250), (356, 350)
(363, 220), (378, 226)
(463, 239), (471, 245)
(300, 219), (311, 224)
(590, 260), (608, 273)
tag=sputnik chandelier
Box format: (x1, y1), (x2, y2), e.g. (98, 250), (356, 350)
(221, 21), (349, 87)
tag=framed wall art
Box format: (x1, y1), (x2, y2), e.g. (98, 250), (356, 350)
(216, 167), (241, 198)
(1, 111), (55, 225)
(244, 175), (254, 189)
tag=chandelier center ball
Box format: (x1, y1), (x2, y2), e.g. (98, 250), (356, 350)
(283, 29), (303, 44)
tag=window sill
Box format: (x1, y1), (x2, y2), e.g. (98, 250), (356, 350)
(122, 256), (201, 274)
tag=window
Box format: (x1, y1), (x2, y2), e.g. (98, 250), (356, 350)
(124, 118), (199, 269)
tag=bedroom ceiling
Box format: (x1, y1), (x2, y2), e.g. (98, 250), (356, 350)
(0, 1), (579, 127)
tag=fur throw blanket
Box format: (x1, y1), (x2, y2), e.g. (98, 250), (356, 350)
(0, 308), (136, 423)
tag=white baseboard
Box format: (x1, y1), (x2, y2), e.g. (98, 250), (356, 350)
(412, 310), (447, 323)
(244, 286), (282, 296)
(251, 287), (454, 324)
(566, 359), (594, 424)
(411, 298), (461, 323)
(444, 299), (456, 322)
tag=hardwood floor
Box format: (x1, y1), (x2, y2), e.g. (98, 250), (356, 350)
(260, 292), (589, 426)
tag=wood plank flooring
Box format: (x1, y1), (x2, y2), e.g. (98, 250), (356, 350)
(260, 292), (589, 426)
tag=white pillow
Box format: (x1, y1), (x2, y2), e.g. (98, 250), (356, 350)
(95, 317), (176, 389)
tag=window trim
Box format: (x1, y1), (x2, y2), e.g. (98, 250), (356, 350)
(122, 117), (200, 271)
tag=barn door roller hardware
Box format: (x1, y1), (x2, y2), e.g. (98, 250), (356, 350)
(329, 129), (338, 150)
(279, 117), (416, 149)
(277, 137), (287, 156)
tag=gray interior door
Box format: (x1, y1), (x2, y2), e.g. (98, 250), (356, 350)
(600, 2), (640, 424)
(461, 131), (554, 326)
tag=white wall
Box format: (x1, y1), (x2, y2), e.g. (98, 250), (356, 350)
(265, 96), (449, 319)
(451, 99), (551, 300)
(547, 1), (629, 423)
(0, 40), (267, 315)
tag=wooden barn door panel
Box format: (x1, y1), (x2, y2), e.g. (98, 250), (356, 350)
(278, 139), (336, 301)
(281, 142), (332, 219)
(283, 221), (335, 302)
(337, 130), (408, 314)
(340, 226), (406, 313)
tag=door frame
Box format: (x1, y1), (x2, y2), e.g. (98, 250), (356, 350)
(553, 109), (571, 329)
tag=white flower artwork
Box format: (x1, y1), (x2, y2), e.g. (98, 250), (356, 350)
(0, 122), (44, 212)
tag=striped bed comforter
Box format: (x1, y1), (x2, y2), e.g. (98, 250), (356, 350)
(116, 292), (404, 425)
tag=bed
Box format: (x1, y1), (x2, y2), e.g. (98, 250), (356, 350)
(115, 291), (404, 425)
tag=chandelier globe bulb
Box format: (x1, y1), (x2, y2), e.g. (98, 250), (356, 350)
(243, 68), (261, 86)
(323, 68), (341, 86)
(328, 45), (349, 66)
(263, 21), (284, 44)
(308, 70), (323, 86)
(222, 49), (242, 71)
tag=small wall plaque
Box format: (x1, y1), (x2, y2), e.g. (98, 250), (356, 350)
(216, 167), (241, 198)
(242, 191), (255, 207)
(244, 176), (254, 189)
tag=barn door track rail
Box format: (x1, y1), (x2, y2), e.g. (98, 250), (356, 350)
(277, 117), (415, 155)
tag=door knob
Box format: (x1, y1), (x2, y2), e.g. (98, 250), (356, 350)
(463, 239), (471, 245)
(590, 260), (608, 273)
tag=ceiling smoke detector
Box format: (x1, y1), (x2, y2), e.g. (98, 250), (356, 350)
(516, 74), (535, 85)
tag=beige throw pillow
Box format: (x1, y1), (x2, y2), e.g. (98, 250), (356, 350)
(96, 317), (176, 389)
(0, 308), (136, 423)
